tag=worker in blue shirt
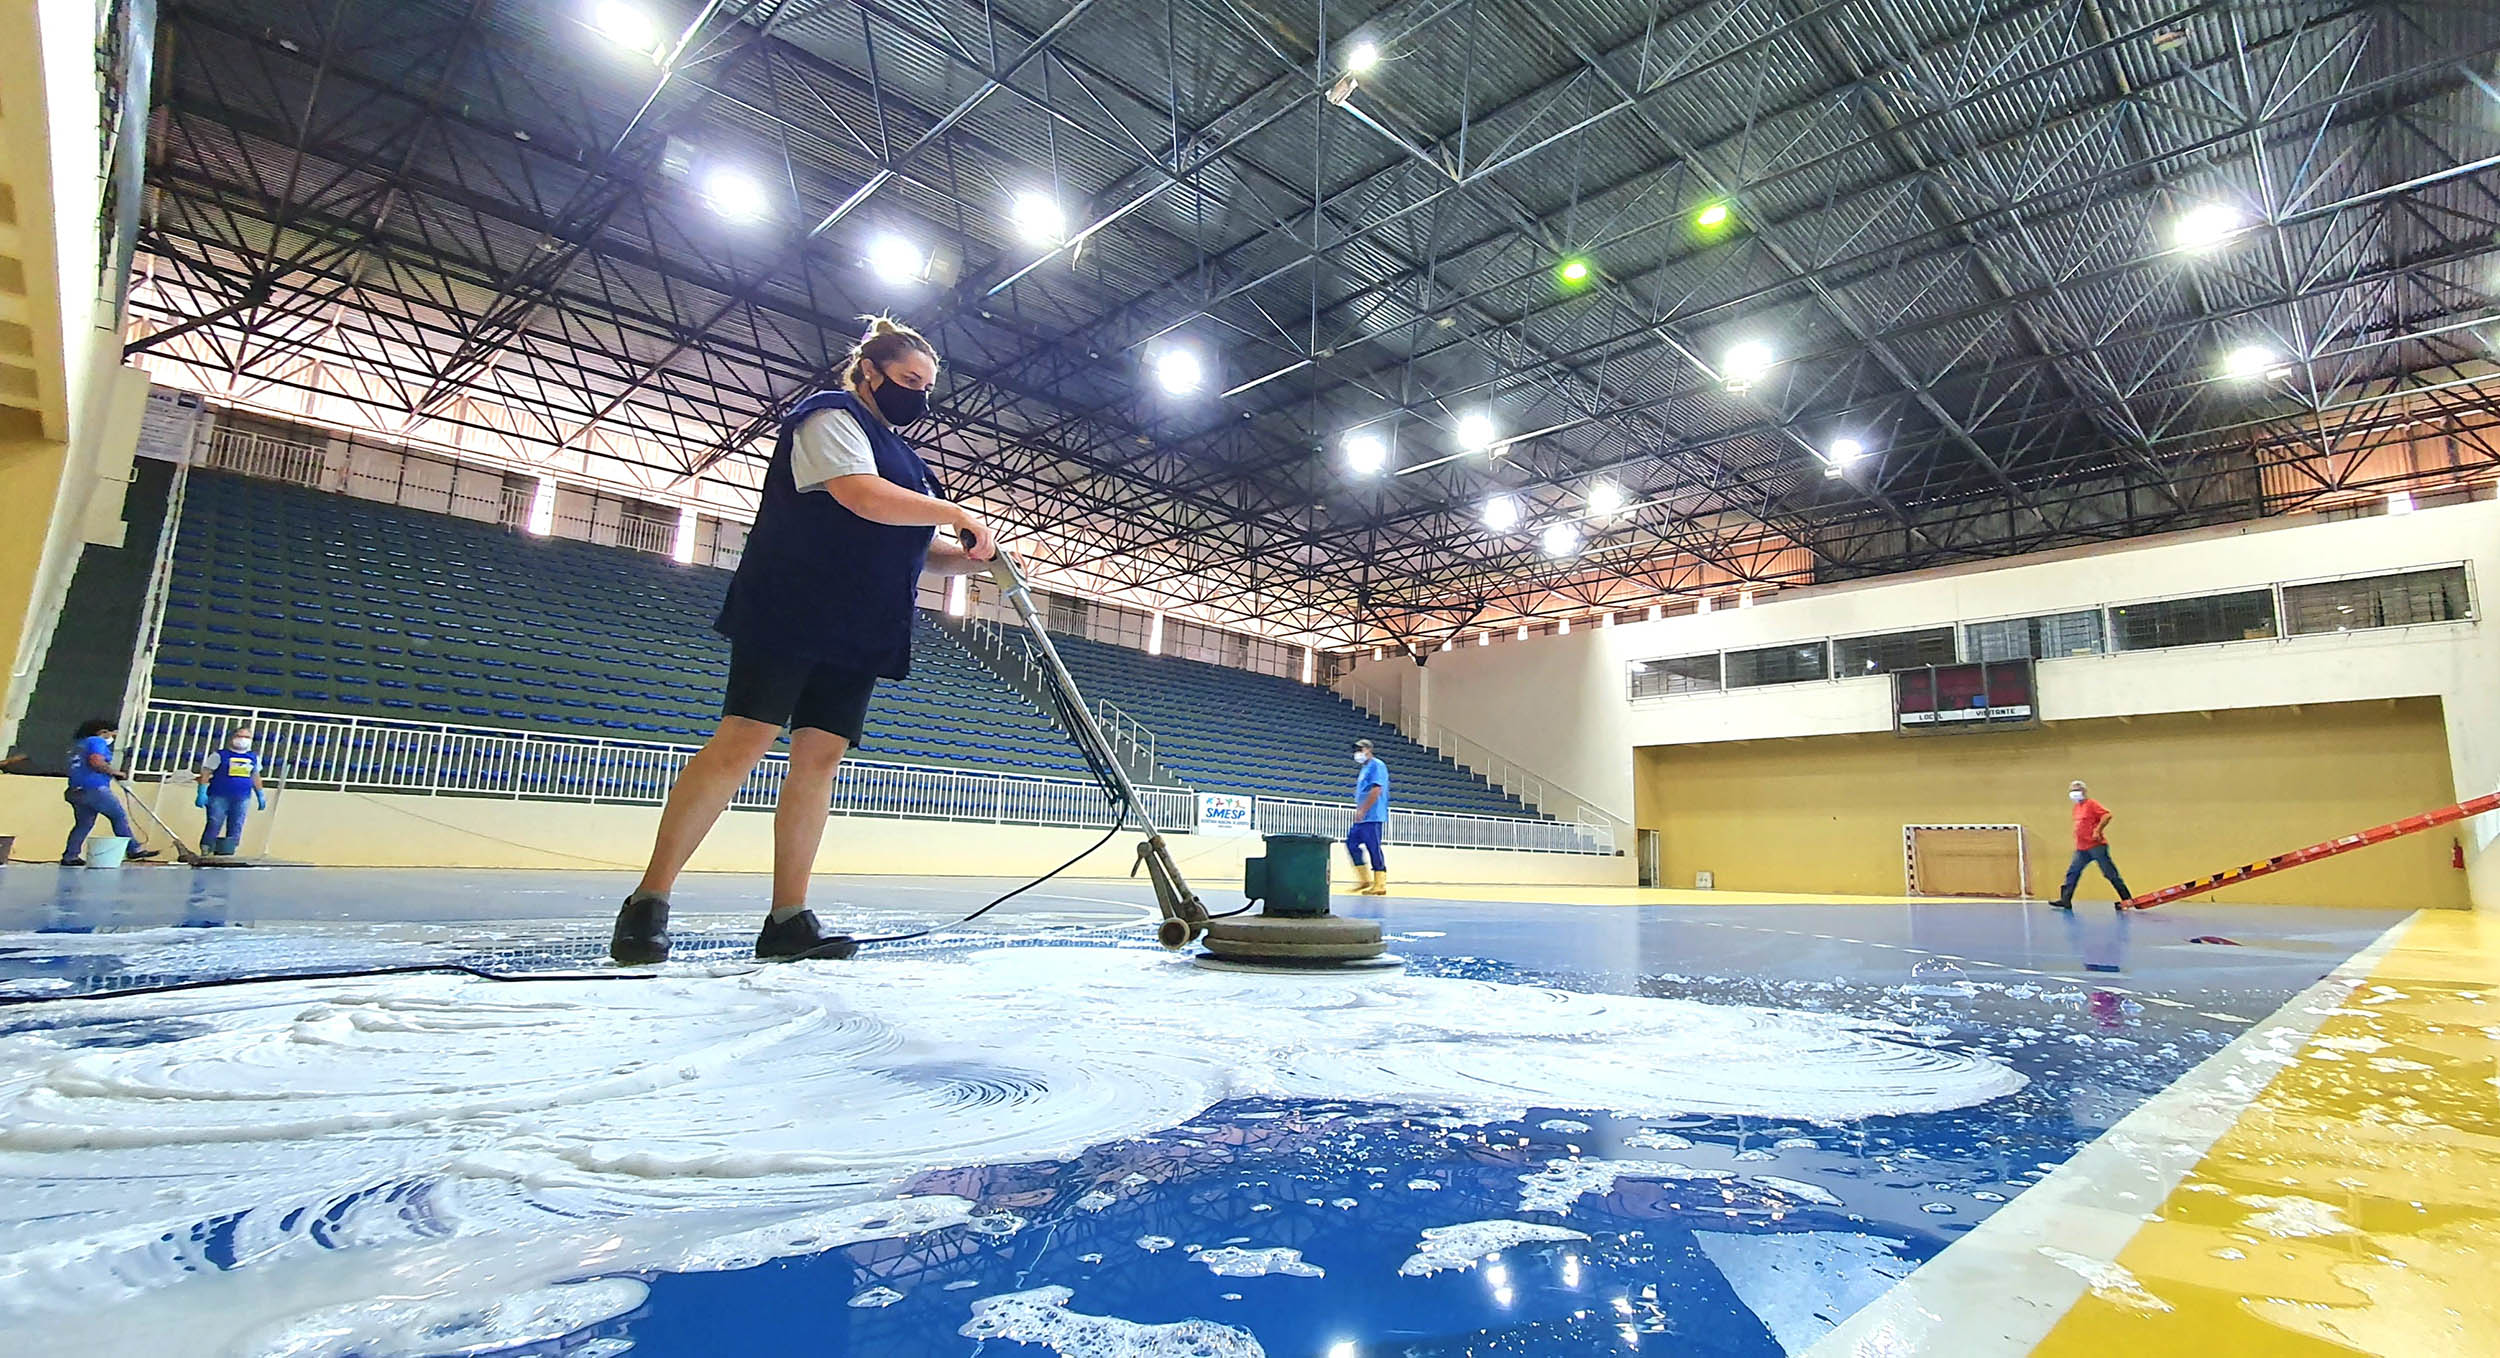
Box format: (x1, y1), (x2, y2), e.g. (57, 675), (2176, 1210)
(609, 316), (997, 966)
(1349, 738), (1390, 896)
(60, 717), (160, 865)
(194, 724), (264, 856)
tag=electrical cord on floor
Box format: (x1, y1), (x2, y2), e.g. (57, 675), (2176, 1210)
(0, 961), (660, 1005)
(846, 803), (1130, 945)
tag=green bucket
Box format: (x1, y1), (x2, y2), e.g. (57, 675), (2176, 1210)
(1243, 832), (1337, 917)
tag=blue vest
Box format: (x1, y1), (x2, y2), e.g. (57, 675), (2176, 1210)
(714, 390), (936, 678)
(204, 748), (260, 798)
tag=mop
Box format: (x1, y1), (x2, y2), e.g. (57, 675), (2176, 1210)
(120, 784), (206, 865)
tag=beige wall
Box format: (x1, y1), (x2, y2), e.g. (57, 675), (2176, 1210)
(0, 0), (149, 751)
(0, 776), (1635, 889)
(1635, 699), (2467, 909)
(1346, 500), (2500, 907)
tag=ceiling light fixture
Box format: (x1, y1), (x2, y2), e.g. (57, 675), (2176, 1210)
(1721, 340), (1776, 391)
(1343, 431), (1388, 475)
(1482, 494), (1521, 532)
(866, 233), (926, 284)
(700, 167), (769, 223)
(589, 2), (662, 57)
(1154, 347), (1206, 395)
(1010, 191), (1065, 244)
(2218, 343), (2284, 382)
(2171, 201), (2246, 253)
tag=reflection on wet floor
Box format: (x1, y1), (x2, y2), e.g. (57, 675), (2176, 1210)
(0, 867), (2438, 1356)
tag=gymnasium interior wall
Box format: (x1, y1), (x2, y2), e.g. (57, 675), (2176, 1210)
(1341, 498), (2500, 908)
(0, 1), (155, 754)
(1635, 699), (2465, 909)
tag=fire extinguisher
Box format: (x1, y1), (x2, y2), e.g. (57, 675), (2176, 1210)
(2454, 840), (2466, 870)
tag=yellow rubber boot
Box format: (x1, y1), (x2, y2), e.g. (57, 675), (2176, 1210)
(1349, 865), (1376, 894)
(1362, 871), (1389, 897)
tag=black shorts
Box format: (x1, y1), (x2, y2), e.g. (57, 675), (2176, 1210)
(722, 643), (878, 745)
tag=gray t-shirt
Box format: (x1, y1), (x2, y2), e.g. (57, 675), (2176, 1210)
(790, 406), (879, 491)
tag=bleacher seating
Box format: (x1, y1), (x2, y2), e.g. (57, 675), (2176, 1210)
(1042, 632), (1540, 818)
(154, 472), (1090, 780)
(150, 470), (1543, 818)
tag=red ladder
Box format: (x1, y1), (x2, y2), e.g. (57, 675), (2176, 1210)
(2118, 790), (2500, 910)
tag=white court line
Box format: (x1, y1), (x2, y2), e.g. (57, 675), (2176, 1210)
(1799, 910), (2418, 1358)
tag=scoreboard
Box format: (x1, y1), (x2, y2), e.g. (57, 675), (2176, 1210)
(1894, 659), (2038, 733)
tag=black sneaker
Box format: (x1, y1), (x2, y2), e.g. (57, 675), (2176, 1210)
(755, 909), (857, 962)
(58, 857), (83, 867)
(2049, 899), (2073, 911)
(128, 848), (162, 862)
(610, 892), (671, 965)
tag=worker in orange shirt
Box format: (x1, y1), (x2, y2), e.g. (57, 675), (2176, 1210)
(2054, 779), (2131, 909)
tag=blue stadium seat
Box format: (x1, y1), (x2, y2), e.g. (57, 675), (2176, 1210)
(152, 469), (1542, 815)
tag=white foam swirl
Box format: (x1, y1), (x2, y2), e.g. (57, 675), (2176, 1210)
(0, 944), (2021, 1353)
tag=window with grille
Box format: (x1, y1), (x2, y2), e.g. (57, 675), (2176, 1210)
(1628, 653), (1722, 699)
(1964, 610), (2105, 661)
(2109, 590), (2277, 651)
(1831, 627), (1957, 677)
(1724, 641), (1829, 687)
(2282, 566), (2472, 635)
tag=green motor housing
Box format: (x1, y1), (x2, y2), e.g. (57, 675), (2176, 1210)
(1242, 832), (1337, 917)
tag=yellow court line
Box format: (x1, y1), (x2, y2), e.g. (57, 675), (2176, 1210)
(1366, 883), (1937, 907)
(2032, 909), (2500, 1356)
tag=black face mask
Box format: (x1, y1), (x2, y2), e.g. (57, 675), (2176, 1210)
(869, 366), (930, 427)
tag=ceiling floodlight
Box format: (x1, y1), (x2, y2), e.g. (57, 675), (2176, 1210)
(1721, 340), (1776, 391)
(1154, 347), (1206, 395)
(2171, 202), (2245, 253)
(867, 233), (926, 284)
(1343, 431), (1389, 475)
(1010, 191), (1066, 244)
(700, 167), (769, 223)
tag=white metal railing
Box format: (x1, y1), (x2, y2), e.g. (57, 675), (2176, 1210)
(129, 700), (1197, 832)
(1095, 698), (1156, 774)
(1252, 796), (1616, 855)
(616, 513), (676, 557)
(202, 426), (327, 488)
(1330, 674), (1635, 839)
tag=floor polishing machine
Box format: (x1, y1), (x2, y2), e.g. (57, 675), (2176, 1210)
(986, 551), (1396, 972)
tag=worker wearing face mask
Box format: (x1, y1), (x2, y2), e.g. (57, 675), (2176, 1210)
(609, 315), (998, 966)
(195, 724), (264, 857)
(1348, 738), (1390, 896)
(2054, 779), (2131, 909)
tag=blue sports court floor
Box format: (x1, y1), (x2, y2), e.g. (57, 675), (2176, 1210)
(0, 867), (2440, 1355)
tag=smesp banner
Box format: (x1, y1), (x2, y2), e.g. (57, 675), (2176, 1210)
(1197, 793), (1254, 833)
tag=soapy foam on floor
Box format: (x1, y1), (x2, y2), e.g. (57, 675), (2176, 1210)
(1398, 1221), (1590, 1276)
(2239, 1194), (2352, 1238)
(2036, 1247), (2174, 1313)
(0, 942), (2019, 1352)
(960, 1286), (1264, 1357)
(1194, 1246), (1322, 1278)
(1518, 1158), (1735, 1213)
